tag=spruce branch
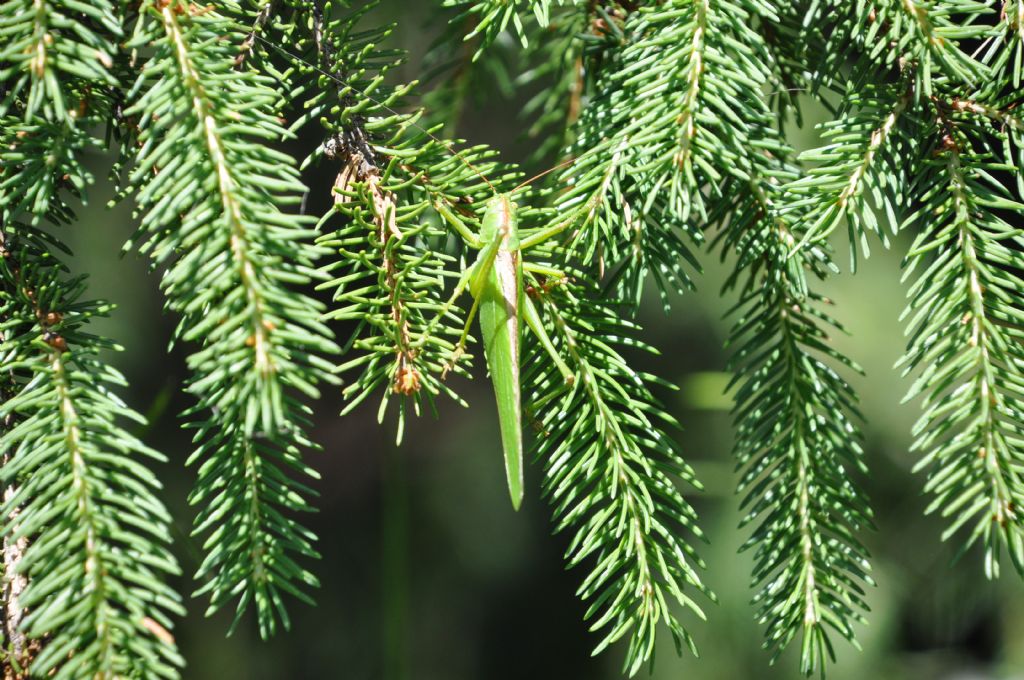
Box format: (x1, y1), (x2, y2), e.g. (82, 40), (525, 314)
(845, 0), (992, 94)
(0, 0), (119, 120)
(528, 2), (875, 670)
(123, 0), (338, 637)
(551, 0), (765, 305)
(787, 81), (917, 266)
(715, 145), (873, 674)
(524, 273), (711, 677)
(0, 225), (184, 680)
(899, 101), (1024, 578)
(0, 1), (183, 674)
(781, 0), (1024, 598)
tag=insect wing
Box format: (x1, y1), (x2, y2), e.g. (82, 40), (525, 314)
(478, 243), (525, 510)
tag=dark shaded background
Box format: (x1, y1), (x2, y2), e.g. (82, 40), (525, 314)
(65, 3), (1024, 678)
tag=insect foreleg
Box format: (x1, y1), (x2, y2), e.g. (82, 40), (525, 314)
(434, 200), (484, 248)
(414, 261), (477, 348)
(467, 234), (503, 299)
(440, 232), (505, 366)
(414, 220), (502, 351)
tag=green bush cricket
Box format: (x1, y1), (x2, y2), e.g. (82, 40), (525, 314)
(430, 189), (577, 510)
(257, 35), (580, 510)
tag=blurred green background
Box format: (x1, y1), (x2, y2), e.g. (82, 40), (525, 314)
(63, 3), (1024, 678)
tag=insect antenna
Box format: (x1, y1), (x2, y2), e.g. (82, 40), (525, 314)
(252, 34), (497, 192)
(511, 154), (581, 194)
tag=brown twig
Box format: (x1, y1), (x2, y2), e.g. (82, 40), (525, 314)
(235, 0), (279, 69)
(0, 229), (41, 679)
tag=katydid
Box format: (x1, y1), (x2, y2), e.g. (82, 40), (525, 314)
(431, 194), (575, 510)
(252, 35), (580, 510)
